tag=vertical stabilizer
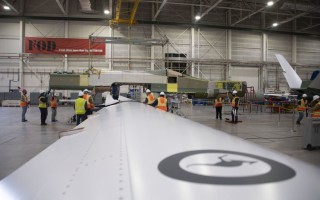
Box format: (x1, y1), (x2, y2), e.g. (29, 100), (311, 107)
(275, 54), (302, 88)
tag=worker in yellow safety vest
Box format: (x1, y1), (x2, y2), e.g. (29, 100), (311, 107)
(74, 91), (88, 125)
(39, 90), (49, 125)
(144, 89), (156, 107)
(50, 92), (58, 122)
(83, 89), (94, 115)
(214, 95), (223, 120)
(20, 89), (29, 122)
(309, 95), (320, 118)
(296, 94), (308, 125)
(231, 90), (240, 123)
(153, 92), (168, 111)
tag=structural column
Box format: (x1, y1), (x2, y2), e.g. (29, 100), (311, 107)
(191, 27), (195, 77)
(225, 10), (231, 80)
(260, 12), (268, 92)
(19, 20), (25, 89)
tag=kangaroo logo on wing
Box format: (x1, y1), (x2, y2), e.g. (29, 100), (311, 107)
(158, 150), (296, 185)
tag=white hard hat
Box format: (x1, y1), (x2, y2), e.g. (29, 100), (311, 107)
(313, 95), (320, 101)
(160, 92), (165, 96)
(146, 89), (151, 93)
(302, 94), (307, 98)
(78, 91), (84, 96)
(39, 90), (45, 94)
(232, 90), (237, 94)
(83, 89), (89, 93)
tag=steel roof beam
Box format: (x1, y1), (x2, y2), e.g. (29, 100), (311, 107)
(56, 0), (66, 15)
(231, 0), (281, 26)
(199, 0), (224, 20)
(2, 0), (19, 14)
(153, 0), (167, 20)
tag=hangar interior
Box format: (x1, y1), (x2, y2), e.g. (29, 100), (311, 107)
(0, 0), (320, 184)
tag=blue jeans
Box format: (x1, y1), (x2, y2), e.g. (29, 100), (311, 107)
(21, 106), (27, 121)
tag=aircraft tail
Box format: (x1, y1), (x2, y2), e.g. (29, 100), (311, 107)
(275, 54), (302, 89)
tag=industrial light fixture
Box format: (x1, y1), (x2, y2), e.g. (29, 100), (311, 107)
(104, 9), (110, 15)
(3, 5), (10, 10)
(272, 22), (278, 27)
(195, 15), (201, 21)
(267, 1), (274, 6)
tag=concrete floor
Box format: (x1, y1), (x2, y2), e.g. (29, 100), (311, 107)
(0, 103), (320, 180)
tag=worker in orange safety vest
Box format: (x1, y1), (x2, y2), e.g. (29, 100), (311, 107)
(214, 95), (223, 120)
(83, 89), (94, 115)
(144, 89), (156, 107)
(20, 89), (29, 122)
(296, 94), (308, 125)
(309, 95), (320, 118)
(50, 92), (58, 122)
(152, 92), (168, 111)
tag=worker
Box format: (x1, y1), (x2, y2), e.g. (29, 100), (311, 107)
(83, 89), (94, 115)
(309, 95), (320, 118)
(214, 95), (223, 120)
(50, 92), (58, 122)
(296, 94), (308, 125)
(74, 91), (88, 125)
(231, 90), (240, 123)
(144, 89), (156, 107)
(152, 92), (168, 111)
(20, 89), (29, 122)
(39, 90), (49, 125)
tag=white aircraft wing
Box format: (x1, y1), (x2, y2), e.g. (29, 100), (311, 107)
(275, 54), (302, 88)
(1, 101), (320, 200)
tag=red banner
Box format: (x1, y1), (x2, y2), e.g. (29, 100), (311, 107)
(25, 37), (105, 55)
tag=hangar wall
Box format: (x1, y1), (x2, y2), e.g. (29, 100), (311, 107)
(0, 18), (319, 94)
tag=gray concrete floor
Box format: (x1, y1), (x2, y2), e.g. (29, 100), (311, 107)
(1, 103), (320, 180)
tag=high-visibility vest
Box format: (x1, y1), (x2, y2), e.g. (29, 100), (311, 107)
(51, 97), (58, 108)
(215, 97), (223, 107)
(83, 94), (94, 109)
(311, 102), (320, 118)
(157, 97), (167, 111)
(75, 98), (86, 115)
(20, 95), (28, 107)
(147, 93), (155, 105)
(38, 96), (47, 108)
(297, 99), (308, 112)
(231, 96), (239, 108)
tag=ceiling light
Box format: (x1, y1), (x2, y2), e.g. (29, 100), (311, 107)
(267, 1), (274, 6)
(104, 10), (110, 15)
(195, 15), (201, 21)
(3, 6), (10, 10)
(272, 22), (278, 27)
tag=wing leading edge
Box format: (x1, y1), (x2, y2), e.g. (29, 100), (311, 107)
(0, 101), (320, 200)
(275, 54), (302, 89)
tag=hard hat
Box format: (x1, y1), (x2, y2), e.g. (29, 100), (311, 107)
(83, 89), (89, 93)
(78, 91), (84, 96)
(39, 90), (45, 94)
(232, 90), (237, 94)
(313, 95), (320, 101)
(302, 94), (307, 98)
(160, 92), (165, 96)
(146, 89), (151, 93)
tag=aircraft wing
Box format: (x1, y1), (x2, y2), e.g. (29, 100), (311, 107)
(275, 54), (302, 89)
(1, 101), (320, 200)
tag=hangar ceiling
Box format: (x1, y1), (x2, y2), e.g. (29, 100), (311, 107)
(0, 0), (320, 36)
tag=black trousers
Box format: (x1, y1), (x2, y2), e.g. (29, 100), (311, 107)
(39, 108), (48, 124)
(76, 114), (87, 125)
(215, 106), (222, 119)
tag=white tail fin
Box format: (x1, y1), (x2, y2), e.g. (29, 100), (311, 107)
(275, 54), (302, 88)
